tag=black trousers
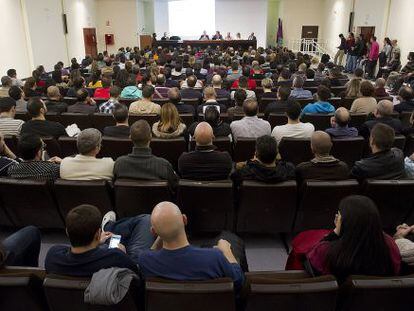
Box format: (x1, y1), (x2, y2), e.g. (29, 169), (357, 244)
(366, 59), (378, 78)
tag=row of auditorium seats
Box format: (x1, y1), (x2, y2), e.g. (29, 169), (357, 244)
(1, 267), (413, 311)
(1, 178), (413, 233)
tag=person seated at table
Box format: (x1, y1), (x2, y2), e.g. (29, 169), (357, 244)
(301, 85), (335, 116)
(161, 32), (169, 41)
(325, 107), (358, 138)
(103, 104), (130, 138)
(225, 32), (233, 40)
(248, 32), (257, 41)
(199, 30), (210, 41)
(212, 31), (223, 40)
(236, 33), (242, 40)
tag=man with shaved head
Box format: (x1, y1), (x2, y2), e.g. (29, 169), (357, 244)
(296, 131), (349, 183)
(136, 201), (245, 290)
(178, 122), (232, 180)
(325, 107), (358, 138)
(212, 74), (230, 100)
(360, 100), (403, 138)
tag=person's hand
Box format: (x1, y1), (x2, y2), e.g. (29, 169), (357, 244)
(48, 156), (62, 164)
(100, 231), (112, 244)
(215, 239), (232, 254)
(117, 243), (126, 253)
(334, 212), (342, 236)
(394, 224), (412, 239)
(410, 112), (414, 126)
(87, 97), (96, 105)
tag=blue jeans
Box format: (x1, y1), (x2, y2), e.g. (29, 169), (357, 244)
(104, 215), (155, 262)
(347, 55), (358, 73)
(2, 226), (41, 267)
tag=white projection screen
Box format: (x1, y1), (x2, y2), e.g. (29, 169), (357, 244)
(168, 0), (215, 39)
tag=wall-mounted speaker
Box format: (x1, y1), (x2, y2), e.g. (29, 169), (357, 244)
(62, 14), (68, 34)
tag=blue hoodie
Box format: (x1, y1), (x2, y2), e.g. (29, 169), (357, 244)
(301, 101), (335, 116)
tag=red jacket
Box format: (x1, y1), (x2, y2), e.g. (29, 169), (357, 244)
(94, 87), (110, 99)
(231, 78), (257, 90)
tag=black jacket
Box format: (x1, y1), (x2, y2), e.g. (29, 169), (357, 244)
(359, 117), (403, 138)
(187, 121), (231, 137)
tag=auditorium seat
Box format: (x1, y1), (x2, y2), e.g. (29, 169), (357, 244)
(331, 87), (346, 97)
(177, 180), (234, 233)
(42, 136), (62, 158)
(15, 112), (29, 122)
(217, 98), (230, 107)
(179, 113), (195, 128)
(340, 98), (355, 110)
(181, 98), (200, 109)
(153, 98), (170, 106)
(233, 138), (256, 162)
(145, 278), (235, 311)
(0, 178), (64, 228)
(236, 181), (297, 234)
(91, 113), (115, 132)
(0, 267), (48, 311)
(348, 113), (368, 128)
(114, 179), (172, 218)
(301, 114), (334, 131)
(128, 114), (159, 127)
(297, 98), (315, 109)
(331, 136), (365, 167)
(394, 135), (406, 150)
(278, 138), (313, 166)
(60, 113), (92, 130)
(329, 97), (343, 109)
(400, 111), (412, 128)
(54, 179), (113, 219)
(4, 135), (18, 155)
(189, 136), (232, 154)
(259, 98), (276, 112)
(119, 98), (136, 107)
(45, 112), (62, 124)
(245, 271), (338, 311)
(268, 113), (288, 128)
(100, 137), (133, 159)
(0, 202), (14, 227)
(150, 137), (187, 169)
(58, 136), (78, 158)
(62, 97), (77, 105)
(338, 275), (414, 311)
(43, 274), (140, 311)
(404, 133), (414, 157)
(293, 180), (360, 232)
(363, 180), (414, 230)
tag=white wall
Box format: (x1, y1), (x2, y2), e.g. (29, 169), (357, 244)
(215, 0), (267, 47)
(96, 0), (139, 54)
(154, 0), (169, 37)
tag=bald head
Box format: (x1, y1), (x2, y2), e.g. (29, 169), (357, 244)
(151, 201), (186, 243)
(212, 74), (222, 87)
(194, 122), (214, 146)
(376, 100), (393, 117)
(311, 131), (333, 156)
(335, 107), (351, 127)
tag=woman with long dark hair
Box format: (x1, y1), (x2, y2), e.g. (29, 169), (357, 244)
(306, 195), (401, 281)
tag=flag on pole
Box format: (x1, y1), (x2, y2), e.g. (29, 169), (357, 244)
(277, 18), (283, 47)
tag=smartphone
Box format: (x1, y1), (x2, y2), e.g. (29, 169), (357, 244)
(108, 234), (122, 249)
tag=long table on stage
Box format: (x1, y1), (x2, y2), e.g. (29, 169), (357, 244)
(155, 40), (257, 50)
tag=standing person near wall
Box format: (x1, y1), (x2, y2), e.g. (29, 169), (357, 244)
(334, 34), (346, 66)
(366, 36), (380, 80)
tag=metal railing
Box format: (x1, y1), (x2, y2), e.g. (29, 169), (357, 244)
(288, 38), (334, 58)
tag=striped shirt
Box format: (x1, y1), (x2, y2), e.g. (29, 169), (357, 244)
(8, 161), (60, 182)
(0, 117), (24, 136)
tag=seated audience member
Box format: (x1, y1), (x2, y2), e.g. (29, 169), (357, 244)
(393, 223), (414, 266)
(227, 89), (246, 121)
(404, 152), (414, 178)
(129, 85), (161, 115)
(261, 78), (277, 100)
(87, 72), (102, 89)
(0, 76), (12, 97)
(350, 81), (377, 114)
(66, 77), (85, 98)
(296, 131), (349, 182)
(180, 75), (203, 102)
(231, 67), (257, 90)
(120, 77), (142, 99)
(21, 98), (66, 138)
(8, 134), (61, 181)
(164, 68), (180, 88)
(152, 103), (186, 138)
(290, 76), (313, 99)
(301, 85), (335, 115)
(9, 85), (27, 112)
(46, 205), (155, 276)
(0, 133), (19, 177)
(181, 70), (203, 89)
(341, 78), (361, 99)
(99, 85), (121, 114)
(394, 86), (414, 113)
(60, 129), (114, 180)
(154, 74), (170, 99)
(0, 226), (41, 267)
(23, 77), (41, 99)
(374, 78), (388, 98)
(93, 76), (112, 99)
(272, 101), (315, 143)
(226, 61), (242, 82)
(168, 87), (195, 115)
(325, 107), (358, 138)
(231, 135), (295, 184)
(198, 87), (227, 113)
(188, 106), (231, 138)
(67, 88), (97, 114)
(351, 123), (405, 179)
(360, 100), (403, 138)
(264, 86), (293, 117)
(230, 99), (271, 141)
(136, 201), (245, 290)
(401, 52), (414, 74)
(178, 122), (232, 180)
(7, 68), (24, 88)
(230, 76), (256, 101)
(114, 120), (178, 191)
(45, 86), (67, 114)
(103, 104), (130, 138)
(314, 63), (327, 82)
(0, 97), (25, 136)
(212, 74), (231, 100)
(305, 195), (400, 282)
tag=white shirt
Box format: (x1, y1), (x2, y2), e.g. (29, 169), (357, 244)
(230, 116), (271, 141)
(60, 155), (114, 180)
(271, 122), (315, 143)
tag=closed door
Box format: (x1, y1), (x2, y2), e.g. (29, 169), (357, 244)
(301, 26), (319, 52)
(83, 28), (97, 58)
(359, 26), (375, 42)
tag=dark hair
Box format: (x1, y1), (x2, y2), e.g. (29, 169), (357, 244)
(0, 97), (16, 113)
(76, 88), (89, 102)
(23, 77), (36, 97)
(239, 76), (248, 89)
(286, 101), (301, 120)
(256, 135), (277, 164)
(360, 81), (375, 97)
(66, 205), (102, 247)
(142, 85), (154, 99)
(7, 69), (17, 78)
(370, 123), (395, 151)
(327, 195), (394, 281)
(234, 89), (247, 107)
(317, 85), (331, 101)
(204, 106), (220, 127)
(109, 85), (121, 98)
(354, 68), (364, 78)
(398, 86), (414, 101)
(113, 104), (129, 123)
(101, 76), (112, 88)
(52, 70), (62, 84)
(27, 97), (45, 118)
(243, 99), (258, 117)
(278, 86), (291, 101)
(8, 86), (23, 100)
(130, 120), (151, 147)
(18, 134), (42, 160)
(242, 67), (250, 78)
(72, 77), (85, 89)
